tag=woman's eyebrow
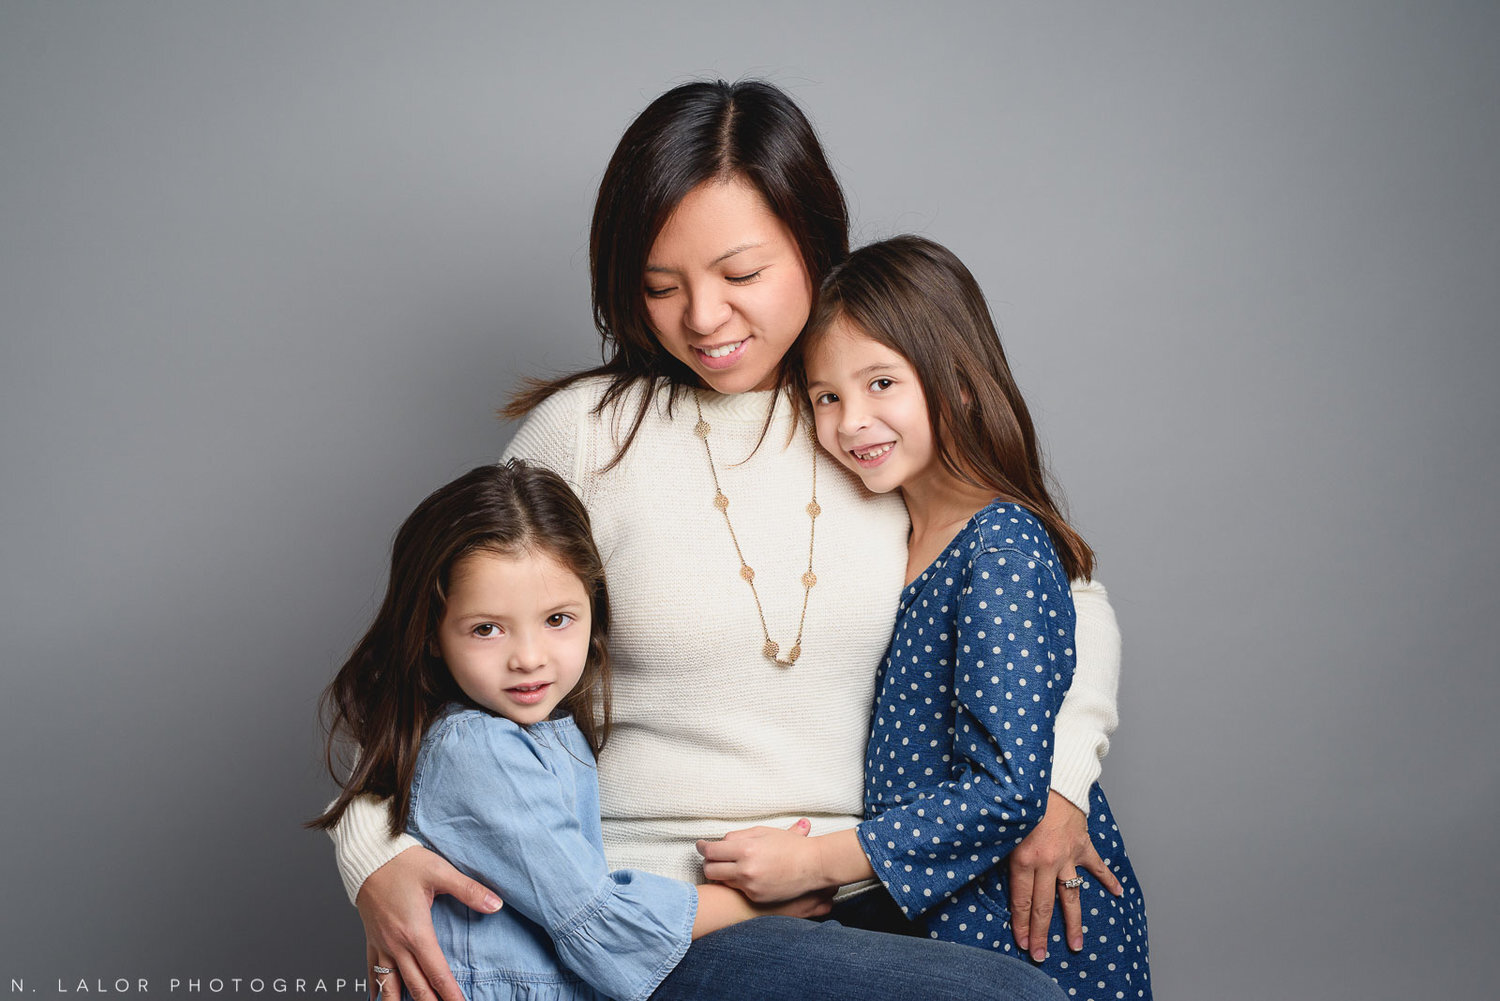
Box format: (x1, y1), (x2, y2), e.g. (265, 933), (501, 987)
(646, 241), (766, 273)
(710, 241), (764, 265)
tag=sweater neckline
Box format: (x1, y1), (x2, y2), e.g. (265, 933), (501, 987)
(692, 386), (793, 426)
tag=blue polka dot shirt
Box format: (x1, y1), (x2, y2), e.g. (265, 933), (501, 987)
(857, 502), (1151, 999)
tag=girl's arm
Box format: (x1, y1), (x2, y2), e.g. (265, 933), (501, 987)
(692, 883), (833, 937)
(413, 715), (697, 1001)
(702, 534), (1071, 911)
(855, 540), (1069, 914)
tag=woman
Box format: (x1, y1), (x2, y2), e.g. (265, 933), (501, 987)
(330, 79), (1124, 1001)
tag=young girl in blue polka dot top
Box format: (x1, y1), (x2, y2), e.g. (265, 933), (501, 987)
(698, 236), (1152, 1000)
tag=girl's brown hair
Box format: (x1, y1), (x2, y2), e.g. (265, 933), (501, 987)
(309, 460), (611, 837)
(800, 235), (1095, 581)
(503, 79), (849, 466)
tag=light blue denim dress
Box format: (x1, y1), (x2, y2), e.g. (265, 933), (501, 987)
(406, 707), (697, 1001)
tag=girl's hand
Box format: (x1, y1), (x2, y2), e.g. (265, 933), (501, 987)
(1007, 790), (1124, 961)
(357, 846), (503, 1001)
(696, 819), (824, 902)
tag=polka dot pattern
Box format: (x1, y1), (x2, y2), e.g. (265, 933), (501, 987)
(856, 502), (1151, 999)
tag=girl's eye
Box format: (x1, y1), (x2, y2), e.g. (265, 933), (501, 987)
(472, 623), (502, 638)
(546, 613), (575, 628)
(645, 285), (676, 299)
(813, 391), (839, 406)
(870, 377), (895, 392)
(725, 270), (763, 284)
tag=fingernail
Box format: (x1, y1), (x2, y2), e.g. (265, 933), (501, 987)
(1032, 948), (1046, 963)
(482, 893), (502, 911)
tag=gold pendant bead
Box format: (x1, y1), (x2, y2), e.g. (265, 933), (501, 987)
(694, 391), (817, 671)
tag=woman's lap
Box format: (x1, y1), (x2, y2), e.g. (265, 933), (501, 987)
(649, 913), (1066, 1001)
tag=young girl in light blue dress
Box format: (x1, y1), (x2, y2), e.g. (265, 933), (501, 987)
(695, 236), (1152, 1000)
(311, 461), (830, 1001)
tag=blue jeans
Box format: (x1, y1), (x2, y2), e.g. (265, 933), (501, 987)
(650, 892), (1065, 1001)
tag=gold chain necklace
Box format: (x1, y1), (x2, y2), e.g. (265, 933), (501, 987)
(693, 391), (820, 667)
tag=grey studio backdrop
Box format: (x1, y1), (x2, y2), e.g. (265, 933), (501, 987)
(2, 3), (1495, 999)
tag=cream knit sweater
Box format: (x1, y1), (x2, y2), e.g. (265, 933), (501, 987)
(330, 379), (1121, 902)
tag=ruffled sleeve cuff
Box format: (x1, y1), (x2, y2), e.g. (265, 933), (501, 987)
(552, 869), (696, 1001)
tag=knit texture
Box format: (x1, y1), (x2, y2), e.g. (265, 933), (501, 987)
(329, 378), (1120, 900)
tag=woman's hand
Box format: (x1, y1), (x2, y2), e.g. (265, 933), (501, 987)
(357, 846), (503, 1001)
(696, 819), (824, 903)
(1007, 790), (1123, 961)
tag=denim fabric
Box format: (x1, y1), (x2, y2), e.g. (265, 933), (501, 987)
(407, 708), (696, 1001)
(649, 908), (1066, 1001)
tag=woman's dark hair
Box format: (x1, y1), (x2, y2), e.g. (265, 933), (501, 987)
(309, 460), (611, 837)
(799, 235), (1095, 581)
(504, 79), (849, 467)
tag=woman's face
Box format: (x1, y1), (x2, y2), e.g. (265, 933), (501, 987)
(643, 178), (813, 394)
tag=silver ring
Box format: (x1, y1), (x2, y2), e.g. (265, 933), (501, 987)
(372, 966), (395, 976)
(1059, 876), (1085, 890)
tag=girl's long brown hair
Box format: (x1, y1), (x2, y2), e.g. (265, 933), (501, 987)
(799, 235), (1095, 581)
(502, 78), (849, 467)
(308, 460), (611, 838)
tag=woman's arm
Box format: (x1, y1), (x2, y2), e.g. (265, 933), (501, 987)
(330, 792), (502, 1001)
(1007, 579), (1125, 961)
(1050, 579), (1121, 809)
(328, 793), (423, 903)
(356, 848), (502, 1001)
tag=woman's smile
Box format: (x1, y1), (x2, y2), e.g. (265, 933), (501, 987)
(693, 338), (749, 368)
(643, 178), (813, 394)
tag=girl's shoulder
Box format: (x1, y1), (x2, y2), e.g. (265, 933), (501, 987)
(421, 705), (585, 767)
(966, 501), (1066, 581)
